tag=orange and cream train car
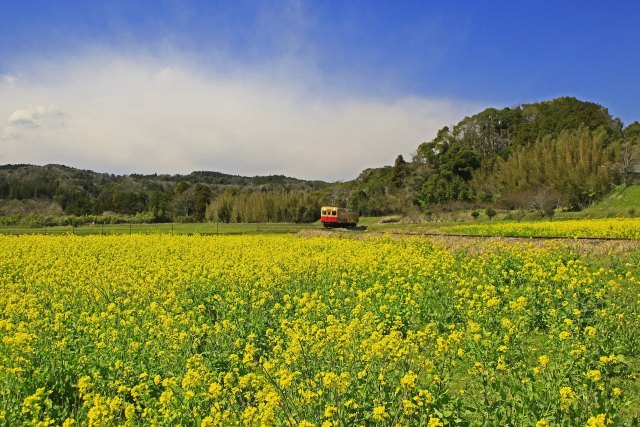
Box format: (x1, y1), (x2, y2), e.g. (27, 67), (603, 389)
(320, 206), (359, 228)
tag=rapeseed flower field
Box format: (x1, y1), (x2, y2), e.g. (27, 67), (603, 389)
(442, 218), (640, 239)
(0, 234), (639, 426)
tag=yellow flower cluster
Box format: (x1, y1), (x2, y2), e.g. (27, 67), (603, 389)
(0, 234), (636, 425)
(443, 217), (640, 239)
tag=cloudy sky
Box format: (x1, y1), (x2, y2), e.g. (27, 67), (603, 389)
(1, 1), (638, 181)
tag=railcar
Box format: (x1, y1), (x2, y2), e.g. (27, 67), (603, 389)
(320, 206), (359, 228)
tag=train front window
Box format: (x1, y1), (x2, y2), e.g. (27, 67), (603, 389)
(321, 210), (326, 215)
(332, 210), (337, 215)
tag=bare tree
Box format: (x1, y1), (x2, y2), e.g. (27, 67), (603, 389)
(618, 144), (640, 185)
(531, 186), (560, 217)
(329, 182), (350, 207)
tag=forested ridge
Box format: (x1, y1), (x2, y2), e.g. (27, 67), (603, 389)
(1, 97), (639, 224)
(0, 165), (328, 224)
(339, 97), (639, 215)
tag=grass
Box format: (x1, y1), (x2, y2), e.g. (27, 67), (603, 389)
(0, 222), (319, 236)
(581, 185), (640, 216)
(0, 217), (406, 236)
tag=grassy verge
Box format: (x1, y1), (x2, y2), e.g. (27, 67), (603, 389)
(580, 185), (640, 217)
(0, 222), (319, 235)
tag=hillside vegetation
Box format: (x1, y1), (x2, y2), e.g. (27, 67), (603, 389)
(1, 97), (638, 223)
(0, 165), (327, 224)
(581, 185), (640, 217)
(337, 97), (639, 215)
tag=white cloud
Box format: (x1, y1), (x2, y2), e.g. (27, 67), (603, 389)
(0, 73), (18, 86)
(7, 105), (67, 129)
(7, 109), (38, 127)
(0, 52), (482, 180)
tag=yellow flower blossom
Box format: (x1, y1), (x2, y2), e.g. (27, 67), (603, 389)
(400, 371), (418, 389)
(538, 355), (549, 367)
(560, 386), (576, 406)
(585, 370), (602, 382)
(372, 405), (388, 421)
(324, 406), (337, 418)
(586, 414), (608, 427)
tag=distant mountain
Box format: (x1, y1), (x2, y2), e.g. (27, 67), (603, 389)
(0, 163), (326, 191)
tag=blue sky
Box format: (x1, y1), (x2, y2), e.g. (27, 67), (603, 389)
(0, 1), (638, 179)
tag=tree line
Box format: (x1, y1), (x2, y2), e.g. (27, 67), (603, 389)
(1, 97), (638, 222)
(0, 165), (326, 223)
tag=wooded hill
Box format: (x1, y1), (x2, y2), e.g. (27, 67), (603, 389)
(1, 97), (638, 224)
(0, 164), (327, 224)
(337, 97), (640, 215)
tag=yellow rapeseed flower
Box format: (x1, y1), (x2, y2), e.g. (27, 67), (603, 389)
(372, 406), (388, 421)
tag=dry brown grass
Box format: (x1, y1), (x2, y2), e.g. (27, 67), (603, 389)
(427, 235), (640, 257)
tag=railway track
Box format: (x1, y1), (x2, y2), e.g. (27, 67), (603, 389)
(325, 227), (638, 242)
(383, 231), (637, 241)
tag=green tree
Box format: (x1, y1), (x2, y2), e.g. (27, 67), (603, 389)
(172, 189), (194, 218)
(485, 208), (497, 221)
(392, 155), (408, 188)
(193, 184), (213, 221)
(175, 180), (191, 194)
